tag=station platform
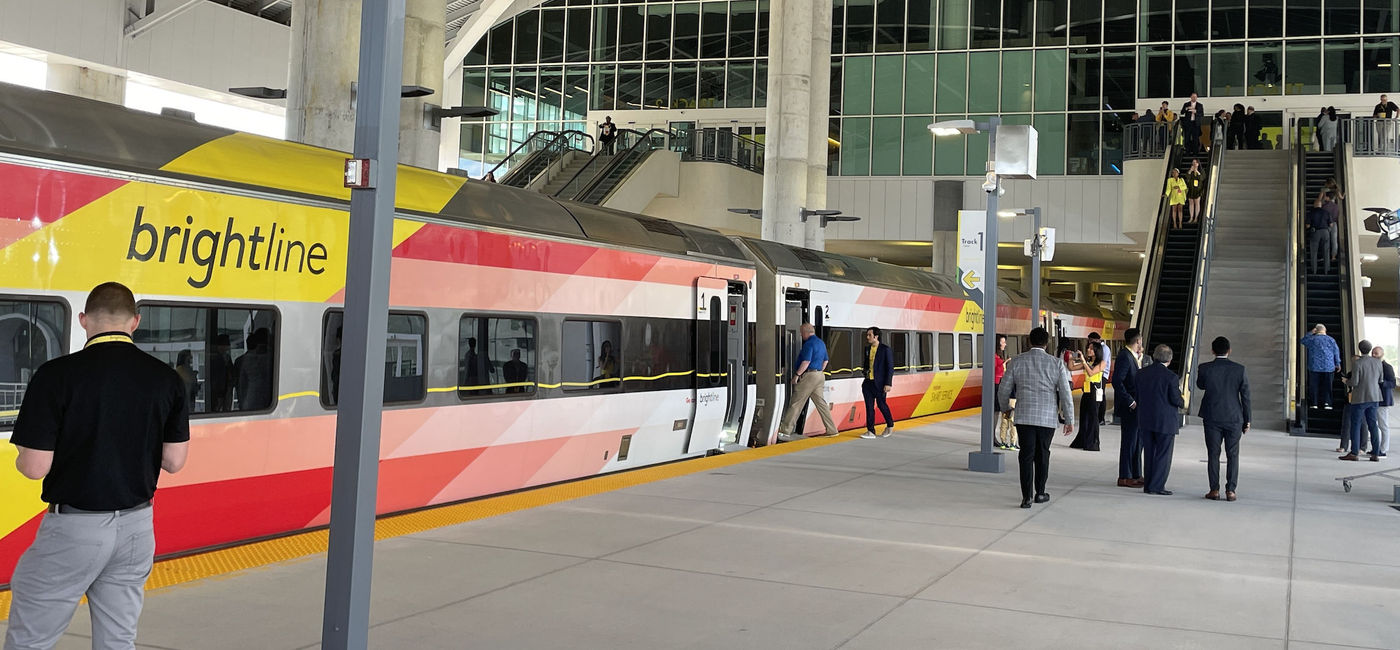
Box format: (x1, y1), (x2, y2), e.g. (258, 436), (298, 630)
(4, 411), (1399, 649)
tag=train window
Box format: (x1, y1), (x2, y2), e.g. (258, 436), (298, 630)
(958, 334), (974, 369)
(458, 315), (537, 398)
(890, 331), (909, 372)
(972, 334), (982, 368)
(695, 298), (725, 388)
(135, 304), (278, 415)
(0, 298), (69, 429)
(624, 318), (694, 392)
(938, 333), (955, 370)
(321, 311), (427, 407)
(914, 332), (934, 371)
(825, 328), (855, 378)
(562, 319), (622, 390)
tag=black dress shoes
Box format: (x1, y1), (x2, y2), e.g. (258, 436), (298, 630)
(1020, 499), (1033, 509)
(1146, 490), (1174, 496)
(1034, 493), (1050, 503)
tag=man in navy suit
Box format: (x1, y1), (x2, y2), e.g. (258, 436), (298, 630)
(1112, 328), (1145, 487)
(1195, 336), (1251, 501)
(1138, 345), (1185, 495)
(860, 327), (896, 439)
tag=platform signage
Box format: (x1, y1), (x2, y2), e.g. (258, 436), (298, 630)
(957, 210), (987, 301)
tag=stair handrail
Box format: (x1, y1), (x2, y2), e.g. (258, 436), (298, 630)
(550, 128), (649, 200)
(488, 130), (560, 181)
(1285, 118), (1304, 425)
(1179, 119), (1228, 410)
(1132, 119), (1183, 338)
(1334, 125), (1361, 394)
(566, 128), (675, 204)
(491, 130), (595, 186)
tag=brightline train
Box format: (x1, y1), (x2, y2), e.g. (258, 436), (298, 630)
(0, 84), (1125, 584)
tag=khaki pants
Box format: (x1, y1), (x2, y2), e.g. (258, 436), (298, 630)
(5, 507), (155, 650)
(778, 371), (838, 435)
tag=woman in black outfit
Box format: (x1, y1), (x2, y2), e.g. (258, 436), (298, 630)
(1228, 104), (1247, 149)
(1184, 158), (1206, 224)
(1067, 344), (1104, 451)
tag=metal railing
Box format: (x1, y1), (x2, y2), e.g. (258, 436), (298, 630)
(552, 128), (671, 202)
(1179, 120), (1228, 409)
(1124, 122), (1174, 160)
(1351, 118), (1400, 157)
(574, 128), (675, 205)
(676, 128), (765, 173)
(491, 130), (594, 187)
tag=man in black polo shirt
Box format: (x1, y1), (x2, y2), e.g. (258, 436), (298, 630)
(6, 282), (190, 650)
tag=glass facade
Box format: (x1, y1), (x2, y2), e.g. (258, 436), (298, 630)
(458, 0), (1400, 178)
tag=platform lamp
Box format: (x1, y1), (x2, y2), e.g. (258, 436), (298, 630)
(800, 208), (861, 227)
(998, 207), (1045, 328)
(930, 117), (1038, 474)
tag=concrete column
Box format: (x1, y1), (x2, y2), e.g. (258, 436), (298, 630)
(1074, 282), (1094, 305)
(802, 0), (834, 251)
(760, 0), (812, 247)
(929, 231), (957, 276)
(438, 65), (464, 171)
(1113, 292), (1130, 313)
(46, 64), (125, 104)
(1019, 267), (1035, 294)
(287, 0), (445, 169)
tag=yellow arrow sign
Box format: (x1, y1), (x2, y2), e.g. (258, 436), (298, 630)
(961, 269), (981, 287)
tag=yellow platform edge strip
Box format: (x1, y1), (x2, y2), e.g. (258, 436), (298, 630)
(0, 408), (977, 620)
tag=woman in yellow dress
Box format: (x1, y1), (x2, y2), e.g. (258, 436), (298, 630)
(1165, 167), (1188, 229)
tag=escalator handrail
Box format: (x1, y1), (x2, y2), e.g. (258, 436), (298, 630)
(568, 128), (675, 204)
(1285, 118), (1304, 422)
(550, 128), (650, 200)
(1334, 127), (1360, 390)
(492, 130), (595, 185)
(1133, 120), (1184, 338)
(1179, 120), (1229, 408)
(490, 130), (561, 182)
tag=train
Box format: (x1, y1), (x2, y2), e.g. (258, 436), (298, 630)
(0, 83), (1127, 584)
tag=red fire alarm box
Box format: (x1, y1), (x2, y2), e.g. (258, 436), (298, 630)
(344, 158), (374, 189)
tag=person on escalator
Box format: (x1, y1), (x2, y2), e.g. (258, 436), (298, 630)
(1185, 158), (1205, 225)
(1322, 191), (1342, 265)
(598, 116), (617, 155)
(1317, 107), (1340, 152)
(1306, 196), (1334, 275)
(1165, 167), (1187, 229)
(1301, 324), (1341, 411)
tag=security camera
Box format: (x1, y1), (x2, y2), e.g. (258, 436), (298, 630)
(982, 172), (998, 193)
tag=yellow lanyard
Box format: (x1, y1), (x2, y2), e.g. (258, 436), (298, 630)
(85, 333), (133, 348)
(867, 345), (876, 380)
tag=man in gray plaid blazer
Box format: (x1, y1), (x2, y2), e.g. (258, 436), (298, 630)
(998, 327), (1075, 509)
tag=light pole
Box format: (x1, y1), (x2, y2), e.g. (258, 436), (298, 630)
(930, 117), (1004, 473)
(999, 207), (1044, 328)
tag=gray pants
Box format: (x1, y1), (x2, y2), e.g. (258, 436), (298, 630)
(1308, 228), (1333, 274)
(778, 371), (838, 436)
(1379, 405), (1391, 455)
(4, 507), (155, 650)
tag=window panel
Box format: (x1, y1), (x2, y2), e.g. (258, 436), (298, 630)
(1286, 41), (1322, 94)
(758, 0), (771, 55)
(541, 10), (565, 63)
(1141, 0), (1173, 41)
(840, 117), (872, 175)
(844, 56), (874, 114)
(700, 1), (727, 58)
(566, 8), (591, 62)
(1103, 111), (1126, 174)
(1324, 39), (1361, 94)
(1103, 47), (1134, 112)
(967, 52), (1000, 112)
(645, 4), (672, 60)
(871, 117), (903, 175)
(915, 332), (935, 371)
(625, 318), (694, 392)
(966, 114), (990, 176)
(489, 22), (513, 65)
(938, 0), (970, 49)
(891, 332), (910, 372)
(875, 0), (907, 52)
(593, 7), (617, 61)
(729, 1), (757, 58)
(565, 67), (589, 118)
(970, 0), (1000, 49)
(1001, 50), (1032, 111)
(511, 69), (537, 121)
(674, 3), (700, 59)
(1139, 45), (1172, 99)
(957, 334), (973, 369)
(1069, 48), (1103, 111)
(909, 0), (936, 50)
(1288, 0), (1323, 36)
(938, 333), (955, 370)
(1173, 44), (1208, 98)
(903, 116), (934, 175)
(831, 57), (844, 114)
(905, 54), (935, 113)
(1176, 0), (1209, 40)
(1213, 0), (1246, 40)
(1103, 0), (1135, 43)
(1250, 0), (1284, 38)
(824, 329), (856, 377)
(672, 62), (698, 108)
(459, 316), (537, 397)
(562, 320), (622, 390)
(466, 33), (488, 66)
(847, 0), (876, 53)
(1070, 0), (1102, 45)
(1034, 49), (1067, 112)
(1003, 0), (1032, 47)
(325, 312), (423, 407)
(1211, 42), (1247, 96)
(1248, 41), (1283, 96)
(933, 116), (965, 174)
(515, 12), (540, 64)
(644, 63), (670, 109)
(1034, 113), (1067, 175)
(727, 61), (754, 108)
(756, 61), (768, 105)
(137, 305), (278, 415)
(1364, 0), (1400, 32)
(1328, 0), (1362, 35)
(618, 65), (642, 109)
(1067, 113), (1100, 175)
(1036, 0), (1067, 46)
(699, 62), (725, 108)
(936, 52), (968, 113)
(0, 299), (68, 429)
(873, 55), (904, 114)
(1364, 37), (1400, 93)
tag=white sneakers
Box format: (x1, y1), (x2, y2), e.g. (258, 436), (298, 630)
(861, 426), (894, 440)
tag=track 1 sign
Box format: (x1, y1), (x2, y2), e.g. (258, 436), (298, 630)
(957, 210), (987, 301)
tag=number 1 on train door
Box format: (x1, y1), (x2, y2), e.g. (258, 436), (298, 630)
(689, 276), (731, 454)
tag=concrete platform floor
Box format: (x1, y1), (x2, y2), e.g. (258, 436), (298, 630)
(6, 414), (1400, 649)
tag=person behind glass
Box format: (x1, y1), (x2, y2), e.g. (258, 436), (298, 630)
(598, 116), (617, 155)
(481, 171), (496, 183)
(1372, 345), (1393, 458)
(776, 323), (839, 441)
(1301, 323), (1341, 411)
(1138, 345), (1184, 495)
(1317, 106), (1340, 152)
(207, 334), (233, 412)
(1067, 342), (1105, 451)
(994, 334), (1019, 450)
(997, 327), (1074, 509)
(1165, 167), (1187, 229)
(1196, 336), (1251, 502)
(1228, 104), (1247, 150)
(1306, 193), (1334, 275)
(859, 327), (895, 440)
(1136, 109), (1156, 124)
(1113, 328), (1145, 488)
(1181, 93), (1206, 155)
(503, 348), (529, 394)
(5, 282), (190, 650)
(1184, 158), (1205, 225)
(1341, 339), (1385, 462)
(1244, 106), (1261, 150)
(235, 327), (273, 411)
(174, 349), (199, 411)
(593, 340), (617, 382)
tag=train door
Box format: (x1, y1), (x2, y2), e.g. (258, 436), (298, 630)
(782, 289), (810, 434)
(719, 282), (749, 445)
(689, 277), (731, 454)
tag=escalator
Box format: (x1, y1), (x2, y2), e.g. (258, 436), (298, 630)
(550, 128), (674, 205)
(492, 130), (593, 188)
(1293, 145), (1357, 436)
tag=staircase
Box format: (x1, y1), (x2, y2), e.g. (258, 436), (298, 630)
(540, 154), (598, 197)
(1144, 156), (1207, 375)
(1195, 149), (1290, 430)
(1297, 151), (1349, 436)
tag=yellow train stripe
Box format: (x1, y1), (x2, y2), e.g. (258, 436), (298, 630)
(0, 409), (979, 620)
(276, 391), (320, 401)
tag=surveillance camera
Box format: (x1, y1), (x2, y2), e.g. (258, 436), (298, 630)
(981, 172), (998, 193)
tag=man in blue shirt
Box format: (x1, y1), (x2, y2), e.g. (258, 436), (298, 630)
(1301, 323), (1341, 409)
(777, 323), (839, 441)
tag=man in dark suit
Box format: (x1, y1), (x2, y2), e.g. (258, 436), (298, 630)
(1181, 93), (1207, 155)
(1138, 345), (1185, 495)
(1195, 336), (1251, 501)
(1112, 328), (1144, 487)
(860, 327), (896, 439)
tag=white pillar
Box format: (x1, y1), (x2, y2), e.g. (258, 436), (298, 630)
(287, 0), (445, 169)
(46, 64), (125, 104)
(760, 0), (812, 247)
(803, 0), (834, 251)
(438, 65), (464, 171)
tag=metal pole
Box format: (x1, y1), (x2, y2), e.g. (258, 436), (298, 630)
(970, 117), (1004, 474)
(1031, 207), (1042, 328)
(321, 1), (405, 648)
